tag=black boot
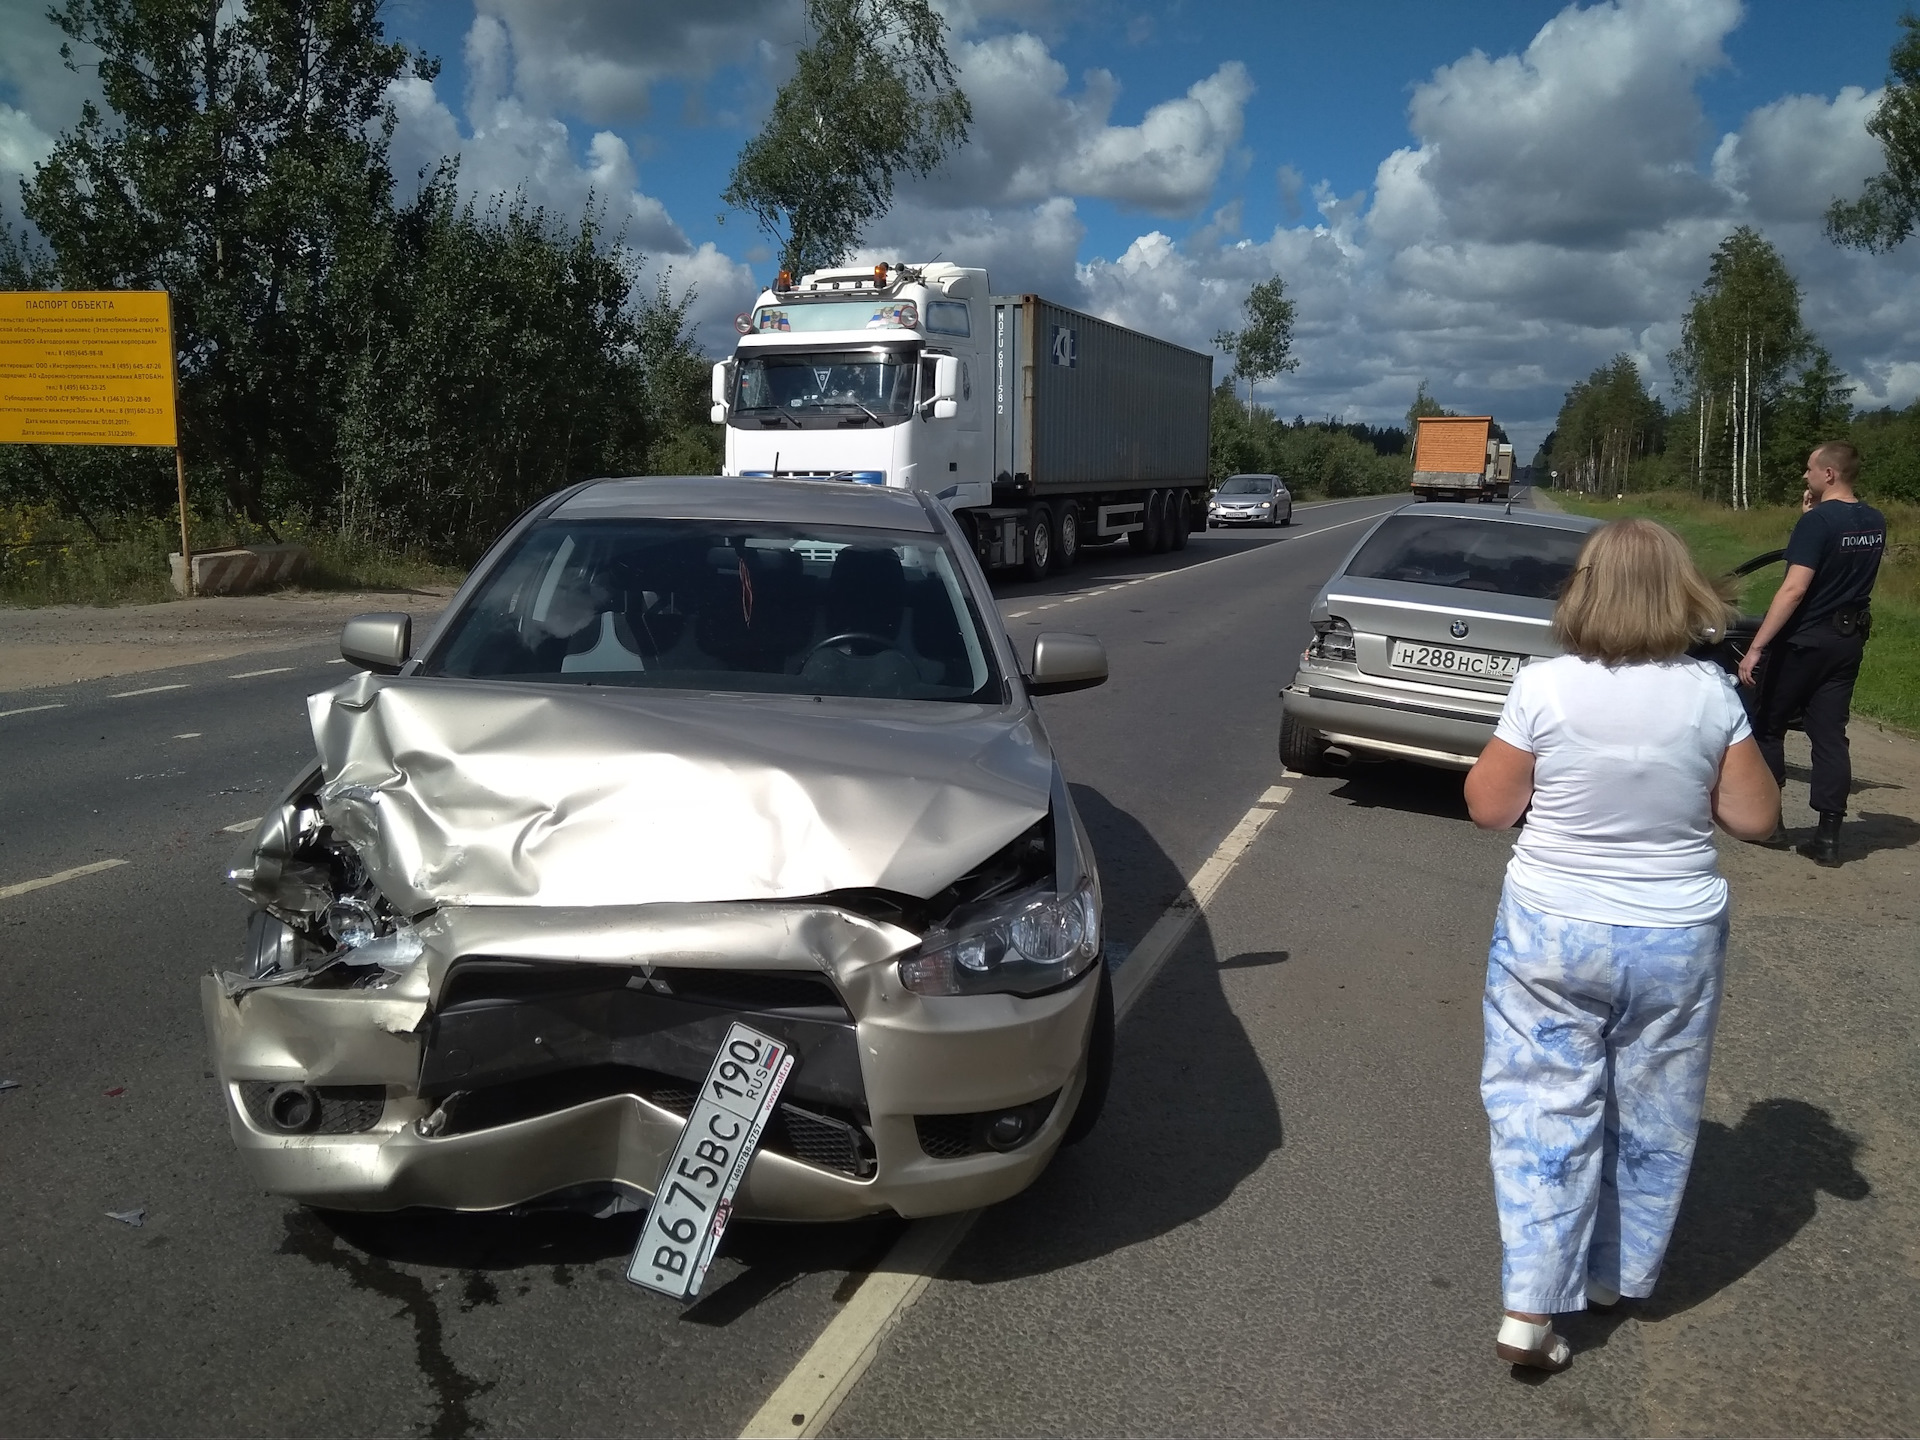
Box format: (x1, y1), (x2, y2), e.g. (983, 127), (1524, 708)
(1797, 811), (1843, 867)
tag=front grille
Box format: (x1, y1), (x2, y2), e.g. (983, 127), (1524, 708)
(438, 961), (849, 1018)
(421, 959), (867, 1114)
(431, 1066), (874, 1177)
(239, 1082), (385, 1134)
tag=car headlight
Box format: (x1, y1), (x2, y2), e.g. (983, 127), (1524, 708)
(898, 876), (1100, 997)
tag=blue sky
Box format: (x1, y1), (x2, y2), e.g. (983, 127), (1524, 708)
(4, 0), (1915, 452)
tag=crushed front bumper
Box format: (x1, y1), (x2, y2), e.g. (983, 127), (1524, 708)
(201, 901), (1099, 1220)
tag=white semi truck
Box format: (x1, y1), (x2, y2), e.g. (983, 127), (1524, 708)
(711, 262), (1213, 578)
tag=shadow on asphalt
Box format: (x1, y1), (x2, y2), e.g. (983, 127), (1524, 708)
(937, 784), (1283, 1285)
(1324, 759), (1473, 822)
(1563, 1097), (1871, 1355)
(301, 1202), (904, 1327)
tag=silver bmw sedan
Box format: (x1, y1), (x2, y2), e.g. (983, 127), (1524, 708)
(205, 477), (1113, 1226)
(1281, 503), (1603, 773)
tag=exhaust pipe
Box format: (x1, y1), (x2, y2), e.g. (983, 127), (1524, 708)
(1322, 745), (1353, 767)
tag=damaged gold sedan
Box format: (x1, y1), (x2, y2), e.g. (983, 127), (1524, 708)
(204, 477), (1114, 1222)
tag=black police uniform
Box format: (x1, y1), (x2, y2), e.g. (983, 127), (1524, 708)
(1752, 498), (1886, 817)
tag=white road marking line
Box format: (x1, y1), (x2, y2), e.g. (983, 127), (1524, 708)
(325, 658), (348, 665)
(740, 783), (1294, 1440)
(0, 703), (64, 719)
(0, 858), (128, 902)
(221, 817), (262, 833)
(1006, 610), (1029, 618)
(173, 732), (201, 739)
(228, 666), (293, 679)
(108, 684), (188, 699)
(740, 1211), (975, 1439)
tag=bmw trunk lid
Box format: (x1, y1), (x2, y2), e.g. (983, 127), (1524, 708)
(1315, 578), (1559, 694)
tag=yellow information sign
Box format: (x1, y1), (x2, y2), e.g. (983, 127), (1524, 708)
(0, 291), (178, 447)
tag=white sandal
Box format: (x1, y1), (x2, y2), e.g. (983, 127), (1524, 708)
(1496, 1314), (1571, 1372)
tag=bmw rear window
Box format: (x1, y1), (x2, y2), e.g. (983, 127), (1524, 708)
(1343, 516), (1588, 600)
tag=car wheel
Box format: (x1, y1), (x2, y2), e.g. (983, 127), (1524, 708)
(1167, 489), (1192, 550)
(1053, 501), (1081, 573)
(1060, 963), (1114, 1148)
(1022, 504), (1053, 581)
(1279, 705), (1330, 776)
(1280, 504), (1293, 527)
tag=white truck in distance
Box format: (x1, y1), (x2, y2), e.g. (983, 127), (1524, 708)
(711, 262), (1213, 578)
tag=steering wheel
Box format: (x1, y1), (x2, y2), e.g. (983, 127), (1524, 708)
(805, 631), (908, 663)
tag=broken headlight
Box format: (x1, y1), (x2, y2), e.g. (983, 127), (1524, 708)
(1306, 616), (1356, 664)
(898, 876), (1100, 998)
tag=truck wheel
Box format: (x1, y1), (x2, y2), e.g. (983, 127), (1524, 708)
(1167, 489), (1191, 550)
(1127, 496), (1155, 554)
(1148, 489), (1173, 554)
(1022, 504), (1054, 581)
(1053, 501), (1080, 573)
(1279, 706), (1330, 776)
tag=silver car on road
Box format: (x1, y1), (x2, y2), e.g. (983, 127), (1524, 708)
(205, 477), (1114, 1222)
(1280, 503), (1601, 772)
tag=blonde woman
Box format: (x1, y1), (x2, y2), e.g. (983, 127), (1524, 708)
(1464, 518), (1779, 1373)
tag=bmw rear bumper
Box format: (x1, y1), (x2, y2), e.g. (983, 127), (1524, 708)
(1282, 675), (1503, 770)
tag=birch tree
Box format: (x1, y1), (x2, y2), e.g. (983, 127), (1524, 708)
(1669, 228), (1810, 509)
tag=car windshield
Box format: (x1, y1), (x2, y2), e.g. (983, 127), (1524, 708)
(427, 518), (1000, 702)
(1343, 515), (1588, 600)
(731, 348), (917, 425)
(1217, 476), (1276, 495)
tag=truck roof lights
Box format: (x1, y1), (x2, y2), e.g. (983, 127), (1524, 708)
(775, 268), (793, 291)
(873, 263), (889, 285)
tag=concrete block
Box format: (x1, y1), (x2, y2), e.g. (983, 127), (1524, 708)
(169, 543), (313, 596)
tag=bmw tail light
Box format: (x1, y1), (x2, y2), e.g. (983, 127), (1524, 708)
(1308, 617), (1356, 663)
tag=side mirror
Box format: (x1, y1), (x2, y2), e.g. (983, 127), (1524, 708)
(710, 361), (731, 424)
(1027, 632), (1107, 696)
(926, 355), (960, 420)
(341, 612), (411, 674)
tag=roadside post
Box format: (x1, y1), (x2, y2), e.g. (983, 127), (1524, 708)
(0, 290), (187, 591)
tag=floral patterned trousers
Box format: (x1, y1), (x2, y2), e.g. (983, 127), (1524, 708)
(1480, 887), (1727, 1312)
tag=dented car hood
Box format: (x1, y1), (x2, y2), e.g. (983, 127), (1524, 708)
(308, 672), (1053, 912)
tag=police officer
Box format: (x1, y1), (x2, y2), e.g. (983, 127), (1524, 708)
(1737, 440), (1886, 866)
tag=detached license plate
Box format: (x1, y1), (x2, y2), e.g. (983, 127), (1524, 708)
(1390, 640), (1521, 679)
(626, 1022), (796, 1301)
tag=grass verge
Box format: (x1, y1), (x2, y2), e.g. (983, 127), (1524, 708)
(0, 505), (464, 607)
(1557, 490), (1919, 734)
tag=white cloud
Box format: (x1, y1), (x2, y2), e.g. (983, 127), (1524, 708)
(1712, 86), (1884, 223)
(387, 16), (689, 252)
(0, 103), (55, 227)
(916, 37), (1252, 216)
(473, 0), (794, 123)
(1048, 0), (1919, 457)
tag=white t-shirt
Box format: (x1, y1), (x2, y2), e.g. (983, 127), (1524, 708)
(1493, 654), (1752, 927)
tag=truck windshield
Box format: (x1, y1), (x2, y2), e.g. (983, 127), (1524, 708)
(731, 349), (918, 426)
(427, 518), (1000, 703)
(1343, 516), (1587, 600)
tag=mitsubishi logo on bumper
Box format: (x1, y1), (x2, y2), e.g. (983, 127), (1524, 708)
(1449, 619), (1470, 638)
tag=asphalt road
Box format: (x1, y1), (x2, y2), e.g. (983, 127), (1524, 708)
(3, 489), (1913, 1437)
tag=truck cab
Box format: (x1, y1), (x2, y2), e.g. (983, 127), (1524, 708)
(712, 263), (991, 512)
